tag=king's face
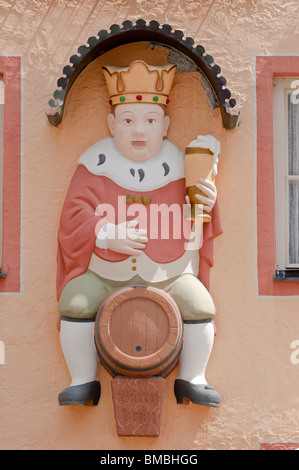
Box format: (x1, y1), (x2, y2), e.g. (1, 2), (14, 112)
(107, 103), (170, 162)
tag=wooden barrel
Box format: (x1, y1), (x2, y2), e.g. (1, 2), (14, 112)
(94, 286), (183, 378)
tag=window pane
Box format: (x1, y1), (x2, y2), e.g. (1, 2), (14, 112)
(288, 93), (299, 176)
(289, 180), (299, 264)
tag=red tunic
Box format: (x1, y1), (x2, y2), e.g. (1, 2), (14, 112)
(57, 164), (222, 299)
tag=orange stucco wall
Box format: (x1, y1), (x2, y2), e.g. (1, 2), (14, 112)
(0, 0), (299, 451)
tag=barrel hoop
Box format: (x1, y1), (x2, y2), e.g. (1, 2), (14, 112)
(94, 339), (183, 378)
(95, 324), (183, 374)
(154, 343), (183, 377)
(94, 340), (120, 377)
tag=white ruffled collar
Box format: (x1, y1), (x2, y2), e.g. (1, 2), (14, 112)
(78, 136), (184, 191)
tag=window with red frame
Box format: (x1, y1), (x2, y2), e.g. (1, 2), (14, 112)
(256, 55), (299, 296)
(0, 56), (22, 294)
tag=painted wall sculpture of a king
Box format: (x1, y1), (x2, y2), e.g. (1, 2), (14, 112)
(56, 59), (222, 409)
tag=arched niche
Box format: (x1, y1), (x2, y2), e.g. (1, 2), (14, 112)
(47, 19), (238, 130)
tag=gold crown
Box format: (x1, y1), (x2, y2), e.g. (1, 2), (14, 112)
(102, 60), (176, 106)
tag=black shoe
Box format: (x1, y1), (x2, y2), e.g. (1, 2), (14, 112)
(174, 379), (220, 407)
(58, 380), (101, 406)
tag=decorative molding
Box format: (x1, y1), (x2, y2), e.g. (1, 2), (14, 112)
(47, 19), (238, 130)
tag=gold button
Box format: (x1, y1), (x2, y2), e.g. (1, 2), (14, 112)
(132, 266), (137, 271)
(132, 258), (137, 263)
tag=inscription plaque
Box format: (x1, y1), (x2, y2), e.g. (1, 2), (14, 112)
(111, 376), (167, 436)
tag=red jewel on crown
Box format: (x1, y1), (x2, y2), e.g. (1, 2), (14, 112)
(136, 95), (142, 101)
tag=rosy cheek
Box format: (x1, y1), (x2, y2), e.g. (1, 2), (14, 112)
(114, 129), (126, 144)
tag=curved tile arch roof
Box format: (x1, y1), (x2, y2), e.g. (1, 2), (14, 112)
(47, 19), (238, 129)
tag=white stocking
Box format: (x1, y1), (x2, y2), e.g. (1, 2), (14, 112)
(176, 321), (214, 385)
(60, 319), (99, 386)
